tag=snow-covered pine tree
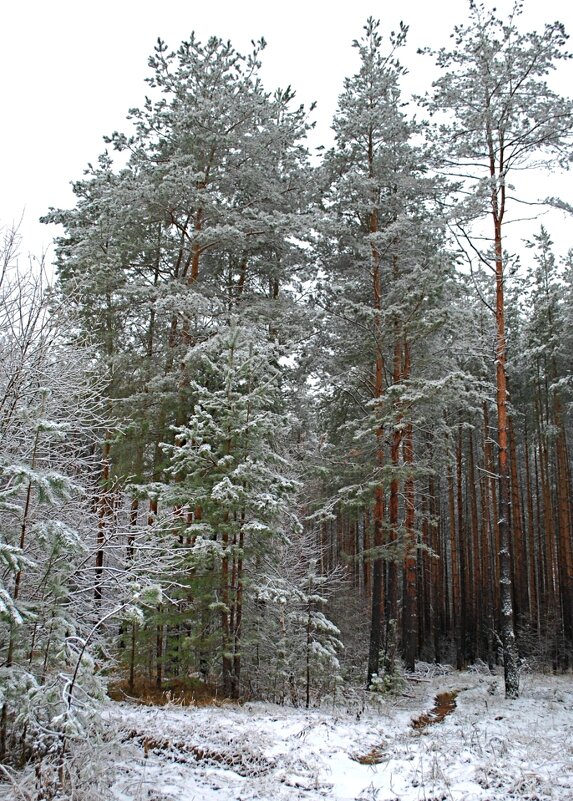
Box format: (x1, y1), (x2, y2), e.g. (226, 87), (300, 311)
(159, 321), (301, 697)
(44, 33), (311, 478)
(43, 33), (315, 695)
(315, 18), (450, 679)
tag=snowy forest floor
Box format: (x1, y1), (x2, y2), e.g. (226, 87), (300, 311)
(2, 667), (572, 801)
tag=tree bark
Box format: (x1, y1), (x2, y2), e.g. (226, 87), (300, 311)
(493, 210), (519, 697)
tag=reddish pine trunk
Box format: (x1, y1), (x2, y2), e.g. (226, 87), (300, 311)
(523, 426), (539, 633)
(509, 417), (527, 623)
(456, 425), (469, 665)
(553, 392), (573, 647)
(468, 430), (481, 659)
(483, 403), (500, 650)
(386, 335), (402, 647)
(538, 410), (557, 619)
(448, 439), (462, 669)
(419, 491), (430, 657)
(428, 469), (442, 662)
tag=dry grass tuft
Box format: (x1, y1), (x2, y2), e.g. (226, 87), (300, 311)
(350, 744), (386, 765)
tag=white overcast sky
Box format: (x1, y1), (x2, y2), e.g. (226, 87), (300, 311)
(2, 0), (573, 262)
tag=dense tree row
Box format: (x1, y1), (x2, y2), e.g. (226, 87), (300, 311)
(1, 0), (573, 768)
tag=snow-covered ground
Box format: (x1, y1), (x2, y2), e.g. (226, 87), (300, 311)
(107, 668), (573, 801)
(2, 668), (572, 800)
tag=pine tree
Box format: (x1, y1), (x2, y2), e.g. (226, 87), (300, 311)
(43, 33), (315, 695)
(424, 0), (573, 697)
(315, 18), (450, 679)
(161, 321), (301, 697)
(44, 33), (312, 485)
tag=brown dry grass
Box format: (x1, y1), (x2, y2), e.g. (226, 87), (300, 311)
(107, 677), (230, 707)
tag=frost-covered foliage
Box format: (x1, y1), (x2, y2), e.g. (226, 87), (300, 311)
(246, 539), (344, 707)
(0, 226), (106, 763)
(311, 16), (456, 683)
(42, 32), (313, 489)
(117, 322), (308, 697)
(40, 31), (326, 701)
(165, 322), (300, 532)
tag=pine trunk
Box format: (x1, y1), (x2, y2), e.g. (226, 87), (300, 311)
(509, 416), (527, 624)
(493, 213), (519, 698)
